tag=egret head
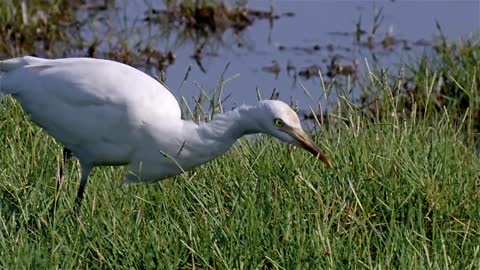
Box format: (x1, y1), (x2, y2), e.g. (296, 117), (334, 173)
(256, 100), (332, 167)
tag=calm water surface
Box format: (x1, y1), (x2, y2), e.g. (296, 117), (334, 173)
(78, 0), (479, 111)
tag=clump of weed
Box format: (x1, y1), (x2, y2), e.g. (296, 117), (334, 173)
(0, 0), (81, 56)
(359, 34), (479, 144)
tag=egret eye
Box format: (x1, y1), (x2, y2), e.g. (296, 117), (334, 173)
(274, 118), (284, 127)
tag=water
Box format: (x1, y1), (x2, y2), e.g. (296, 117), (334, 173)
(77, 0), (479, 112)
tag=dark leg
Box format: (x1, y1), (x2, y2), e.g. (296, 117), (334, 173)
(50, 148), (73, 216)
(63, 147), (73, 161)
(74, 163), (92, 213)
(59, 148), (73, 179)
(59, 148), (72, 188)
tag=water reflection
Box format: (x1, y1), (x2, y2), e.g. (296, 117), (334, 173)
(66, 1), (480, 115)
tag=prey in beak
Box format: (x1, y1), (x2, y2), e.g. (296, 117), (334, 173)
(281, 126), (332, 167)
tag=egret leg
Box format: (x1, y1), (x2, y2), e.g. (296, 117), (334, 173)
(59, 148), (72, 179)
(63, 147), (73, 163)
(51, 148), (73, 216)
(74, 163), (93, 212)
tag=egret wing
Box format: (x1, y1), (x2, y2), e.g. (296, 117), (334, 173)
(1, 57), (181, 161)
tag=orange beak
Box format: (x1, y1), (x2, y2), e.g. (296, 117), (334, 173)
(282, 126), (332, 167)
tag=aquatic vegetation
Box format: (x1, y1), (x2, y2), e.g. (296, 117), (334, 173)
(0, 0), (80, 56)
(359, 35), (480, 141)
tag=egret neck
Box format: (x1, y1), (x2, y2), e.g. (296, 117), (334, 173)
(179, 105), (260, 170)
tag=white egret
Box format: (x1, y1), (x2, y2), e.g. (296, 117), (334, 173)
(0, 56), (331, 209)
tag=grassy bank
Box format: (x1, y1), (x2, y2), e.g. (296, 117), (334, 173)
(1, 68), (479, 269)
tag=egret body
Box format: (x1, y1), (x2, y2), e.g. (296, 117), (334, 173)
(0, 56), (331, 209)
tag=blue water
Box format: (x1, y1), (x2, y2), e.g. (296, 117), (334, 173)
(77, 0), (479, 112)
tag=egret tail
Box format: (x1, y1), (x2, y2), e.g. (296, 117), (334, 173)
(0, 56), (44, 73)
(1, 56), (46, 94)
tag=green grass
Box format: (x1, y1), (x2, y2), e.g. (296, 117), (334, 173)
(1, 70), (479, 269)
(0, 2), (479, 267)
